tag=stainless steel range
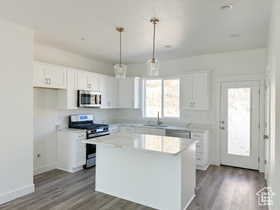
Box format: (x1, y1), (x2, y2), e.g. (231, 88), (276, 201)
(69, 114), (110, 168)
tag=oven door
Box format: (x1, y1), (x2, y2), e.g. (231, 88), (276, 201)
(78, 90), (101, 107)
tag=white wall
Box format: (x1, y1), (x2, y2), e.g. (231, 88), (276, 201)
(117, 48), (267, 165)
(33, 43), (115, 174)
(34, 43), (113, 75)
(0, 19), (34, 204)
(266, 0), (280, 209)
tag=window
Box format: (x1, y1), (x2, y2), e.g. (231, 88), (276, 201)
(144, 79), (180, 118)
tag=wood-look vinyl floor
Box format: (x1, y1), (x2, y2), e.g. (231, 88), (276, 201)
(0, 165), (268, 210)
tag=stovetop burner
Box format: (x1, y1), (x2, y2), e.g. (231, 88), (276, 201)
(71, 123), (108, 130)
(68, 114), (110, 139)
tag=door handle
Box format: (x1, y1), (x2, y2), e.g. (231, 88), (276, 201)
(264, 135), (269, 140)
(219, 120), (225, 130)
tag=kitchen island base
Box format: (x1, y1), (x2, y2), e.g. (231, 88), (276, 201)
(95, 143), (196, 210)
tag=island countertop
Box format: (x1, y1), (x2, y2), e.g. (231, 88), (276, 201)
(82, 132), (196, 155)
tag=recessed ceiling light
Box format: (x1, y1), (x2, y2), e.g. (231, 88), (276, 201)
(230, 34), (240, 38)
(220, 4), (233, 10)
(164, 45), (172, 48)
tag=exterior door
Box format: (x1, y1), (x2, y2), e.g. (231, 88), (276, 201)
(220, 81), (260, 170)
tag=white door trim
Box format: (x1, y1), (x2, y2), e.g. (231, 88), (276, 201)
(216, 75), (265, 171)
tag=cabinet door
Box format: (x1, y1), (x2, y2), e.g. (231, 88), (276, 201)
(135, 127), (150, 134)
(77, 70), (89, 90)
(33, 62), (49, 88)
(33, 62), (67, 89)
(117, 78), (134, 108)
(192, 72), (209, 110)
(74, 138), (86, 168)
(100, 75), (109, 108)
(181, 74), (194, 108)
(50, 65), (67, 89)
(67, 69), (78, 109)
(87, 72), (101, 91)
(148, 128), (165, 136)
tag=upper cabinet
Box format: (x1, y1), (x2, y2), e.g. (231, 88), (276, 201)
(33, 61), (67, 89)
(100, 74), (117, 109)
(57, 68), (79, 110)
(181, 72), (210, 110)
(77, 71), (100, 92)
(33, 61), (140, 110)
(117, 77), (140, 109)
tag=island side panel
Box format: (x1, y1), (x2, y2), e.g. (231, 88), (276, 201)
(180, 142), (196, 210)
(95, 145), (181, 210)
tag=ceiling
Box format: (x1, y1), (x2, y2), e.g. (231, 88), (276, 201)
(0, 0), (271, 64)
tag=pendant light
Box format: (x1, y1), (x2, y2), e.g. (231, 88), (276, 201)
(114, 27), (127, 79)
(147, 17), (160, 76)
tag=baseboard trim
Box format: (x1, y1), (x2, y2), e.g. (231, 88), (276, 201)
(196, 163), (210, 171)
(34, 162), (57, 175)
(56, 166), (83, 173)
(183, 194), (195, 210)
(0, 184), (34, 205)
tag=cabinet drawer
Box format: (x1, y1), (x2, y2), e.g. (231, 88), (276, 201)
(196, 143), (203, 153)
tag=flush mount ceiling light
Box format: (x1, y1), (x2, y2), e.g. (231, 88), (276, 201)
(220, 4), (233, 10)
(114, 27), (127, 79)
(147, 17), (160, 77)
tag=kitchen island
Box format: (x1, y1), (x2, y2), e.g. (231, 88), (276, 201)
(83, 133), (196, 210)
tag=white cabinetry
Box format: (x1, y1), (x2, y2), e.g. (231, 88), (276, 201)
(57, 68), (79, 110)
(120, 126), (165, 136)
(33, 61), (67, 89)
(57, 130), (86, 173)
(33, 61), (141, 110)
(100, 75), (117, 109)
(77, 70), (101, 91)
(192, 130), (209, 170)
(118, 124), (209, 170)
(181, 72), (209, 110)
(117, 77), (140, 109)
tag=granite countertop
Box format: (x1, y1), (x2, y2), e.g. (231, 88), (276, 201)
(82, 132), (197, 155)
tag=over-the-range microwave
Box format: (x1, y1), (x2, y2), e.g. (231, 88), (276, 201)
(77, 90), (102, 108)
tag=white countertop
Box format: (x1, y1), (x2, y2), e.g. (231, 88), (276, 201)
(109, 123), (210, 133)
(82, 132), (196, 155)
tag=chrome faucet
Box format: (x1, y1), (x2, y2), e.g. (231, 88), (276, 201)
(156, 112), (163, 126)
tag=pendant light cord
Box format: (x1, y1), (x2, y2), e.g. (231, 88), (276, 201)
(152, 21), (156, 62)
(120, 30), (122, 65)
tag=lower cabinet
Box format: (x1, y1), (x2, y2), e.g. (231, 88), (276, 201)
(57, 130), (86, 173)
(192, 131), (209, 170)
(120, 126), (166, 136)
(118, 125), (209, 170)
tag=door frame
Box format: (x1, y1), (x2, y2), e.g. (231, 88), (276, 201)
(264, 73), (271, 180)
(216, 74), (265, 171)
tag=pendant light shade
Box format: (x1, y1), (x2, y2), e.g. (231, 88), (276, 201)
(147, 18), (160, 76)
(114, 63), (127, 79)
(114, 27), (127, 79)
(147, 58), (159, 76)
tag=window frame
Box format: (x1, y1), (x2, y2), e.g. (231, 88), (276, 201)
(142, 77), (181, 120)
